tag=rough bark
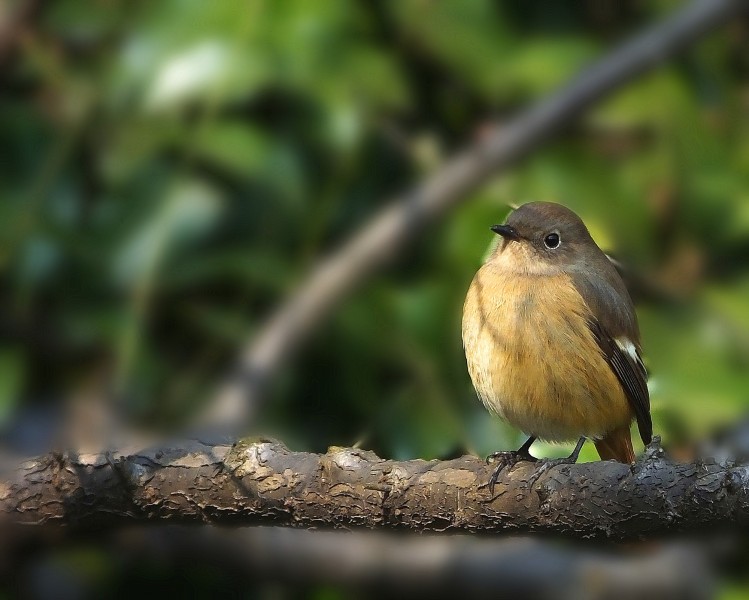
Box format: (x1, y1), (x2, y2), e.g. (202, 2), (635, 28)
(2, 436), (749, 541)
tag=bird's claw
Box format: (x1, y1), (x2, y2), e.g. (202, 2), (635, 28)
(526, 456), (577, 488)
(482, 451), (537, 496)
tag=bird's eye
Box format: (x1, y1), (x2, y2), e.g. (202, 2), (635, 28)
(543, 232), (560, 249)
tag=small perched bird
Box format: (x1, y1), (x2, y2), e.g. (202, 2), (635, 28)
(461, 202), (651, 491)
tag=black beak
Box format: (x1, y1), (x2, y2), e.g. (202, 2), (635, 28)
(490, 224), (519, 240)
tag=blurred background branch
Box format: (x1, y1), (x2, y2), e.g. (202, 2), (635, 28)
(204, 0), (748, 430)
(1, 526), (720, 600)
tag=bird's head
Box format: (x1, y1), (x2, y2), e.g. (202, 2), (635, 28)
(489, 202), (600, 274)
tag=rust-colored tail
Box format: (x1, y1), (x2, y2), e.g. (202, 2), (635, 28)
(595, 425), (635, 463)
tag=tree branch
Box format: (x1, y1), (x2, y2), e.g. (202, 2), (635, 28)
(3, 435), (749, 541)
(205, 0), (747, 427)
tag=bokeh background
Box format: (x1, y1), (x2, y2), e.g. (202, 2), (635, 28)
(2, 0), (749, 598)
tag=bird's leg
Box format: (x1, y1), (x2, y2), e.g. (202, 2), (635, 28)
(526, 436), (586, 488)
(482, 436), (537, 495)
(486, 435), (536, 464)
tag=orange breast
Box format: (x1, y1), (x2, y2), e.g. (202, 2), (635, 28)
(461, 264), (632, 442)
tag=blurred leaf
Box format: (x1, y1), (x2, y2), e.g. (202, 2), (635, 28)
(191, 122), (273, 179)
(381, 383), (462, 460)
(178, 303), (255, 344)
(0, 348), (24, 427)
(640, 306), (749, 439)
(17, 235), (60, 286)
(502, 38), (597, 95)
(390, 0), (514, 97)
(113, 178), (223, 286)
(143, 40), (266, 111)
(162, 248), (293, 292)
(591, 72), (690, 129)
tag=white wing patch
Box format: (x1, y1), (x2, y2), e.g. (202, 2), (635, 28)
(615, 337), (644, 370)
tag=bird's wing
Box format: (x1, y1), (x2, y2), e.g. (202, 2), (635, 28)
(588, 318), (652, 445)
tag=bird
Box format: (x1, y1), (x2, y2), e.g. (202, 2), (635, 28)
(461, 201), (651, 493)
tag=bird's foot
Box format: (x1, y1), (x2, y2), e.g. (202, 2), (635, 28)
(525, 437), (586, 488)
(481, 450), (537, 496)
(527, 455), (584, 488)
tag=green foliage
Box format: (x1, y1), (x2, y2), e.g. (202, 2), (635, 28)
(1, 1), (748, 461)
(3, 1), (749, 596)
